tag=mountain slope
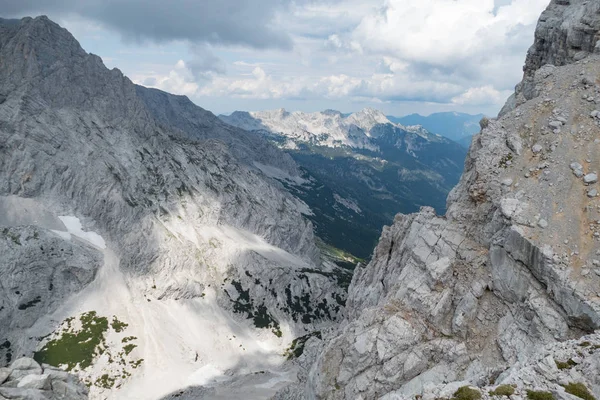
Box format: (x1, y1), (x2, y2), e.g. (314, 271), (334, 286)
(275, 1), (600, 399)
(390, 112), (485, 147)
(0, 16), (348, 399)
(220, 108), (467, 259)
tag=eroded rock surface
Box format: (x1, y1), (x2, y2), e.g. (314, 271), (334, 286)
(275, 1), (600, 399)
(0, 357), (88, 400)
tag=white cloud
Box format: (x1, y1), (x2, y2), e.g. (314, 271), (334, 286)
(197, 66), (309, 100)
(352, 0), (549, 67)
(124, 0), (551, 114)
(134, 60), (199, 96)
(451, 85), (512, 106)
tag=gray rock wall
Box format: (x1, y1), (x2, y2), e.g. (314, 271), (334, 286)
(282, 1), (600, 398)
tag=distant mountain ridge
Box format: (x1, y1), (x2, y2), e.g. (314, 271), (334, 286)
(389, 111), (485, 147)
(222, 107), (447, 151)
(220, 108), (467, 258)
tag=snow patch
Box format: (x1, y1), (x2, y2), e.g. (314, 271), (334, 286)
(58, 216), (106, 249)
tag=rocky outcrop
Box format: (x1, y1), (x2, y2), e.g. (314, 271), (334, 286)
(0, 223), (101, 366)
(501, 0), (600, 115)
(0, 357), (88, 399)
(277, 1), (600, 399)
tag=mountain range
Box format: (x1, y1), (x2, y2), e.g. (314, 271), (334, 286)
(3, 0), (599, 399)
(389, 111), (485, 148)
(220, 108), (467, 259)
(0, 15), (349, 399)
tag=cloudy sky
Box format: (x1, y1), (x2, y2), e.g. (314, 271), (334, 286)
(3, 0), (550, 117)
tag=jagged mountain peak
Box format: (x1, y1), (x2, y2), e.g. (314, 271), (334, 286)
(0, 14), (140, 124)
(322, 109), (343, 116)
(0, 15), (88, 68)
(345, 107), (394, 134)
(221, 106), (415, 150)
(348, 106), (388, 120)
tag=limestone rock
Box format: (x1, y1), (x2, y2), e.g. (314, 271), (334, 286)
(0, 369), (9, 385)
(281, 1), (600, 398)
(8, 359), (41, 381)
(16, 374), (50, 390)
(500, 0), (600, 116)
(0, 358), (86, 400)
(584, 173), (598, 184)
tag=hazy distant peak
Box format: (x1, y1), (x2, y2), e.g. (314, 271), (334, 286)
(322, 109), (343, 116)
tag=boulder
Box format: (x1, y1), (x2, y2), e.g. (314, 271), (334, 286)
(8, 359), (42, 381)
(16, 375), (50, 390)
(584, 173), (598, 184)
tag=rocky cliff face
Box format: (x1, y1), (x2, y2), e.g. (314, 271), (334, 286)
(278, 1), (600, 399)
(501, 0), (600, 115)
(0, 16), (348, 399)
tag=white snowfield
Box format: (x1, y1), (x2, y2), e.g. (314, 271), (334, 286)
(56, 216), (106, 249)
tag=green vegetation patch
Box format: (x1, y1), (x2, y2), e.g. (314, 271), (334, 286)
(316, 238), (364, 267)
(34, 311), (109, 371)
(111, 316), (128, 332)
(563, 383), (596, 400)
(498, 153), (514, 169)
(283, 331), (322, 360)
(95, 374), (116, 389)
(555, 359), (577, 370)
(526, 390), (554, 400)
(489, 385), (515, 397)
(123, 344), (137, 355)
(122, 336), (137, 343)
(453, 386), (482, 400)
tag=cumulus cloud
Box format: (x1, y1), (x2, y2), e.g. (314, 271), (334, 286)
(451, 85), (512, 106)
(135, 60), (200, 97)
(195, 0), (548, 111)
(196, 66), (309, 100)
(352, 0), (548, 67)
(302, 0), (549, 110)
(1, 0), (294, 48)
(38, 0), (552, 114)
